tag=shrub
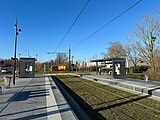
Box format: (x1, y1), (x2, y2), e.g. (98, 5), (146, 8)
(129, 66), (149, 73)
(146, 69), (160, 81)
(127, 73), (144, 80)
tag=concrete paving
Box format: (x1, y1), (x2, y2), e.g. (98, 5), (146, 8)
(0, 75), (77, 120)
(80, 74), (160, 98)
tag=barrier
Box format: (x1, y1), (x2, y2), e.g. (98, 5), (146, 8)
(4, 76), (11, 88)
(144, 74), (149, 82)
(0, 85), (3, 94)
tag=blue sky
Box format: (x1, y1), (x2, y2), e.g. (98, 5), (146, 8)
(0, 0), (160, 62)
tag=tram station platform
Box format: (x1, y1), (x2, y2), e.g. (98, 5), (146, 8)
(0, 75), (78, 120)
(80, 74), (160, 98)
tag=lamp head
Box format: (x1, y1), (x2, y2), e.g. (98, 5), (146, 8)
(14, 24), (17, 28)
(18, 29), (22, 32)
(152, 36), (156, 41)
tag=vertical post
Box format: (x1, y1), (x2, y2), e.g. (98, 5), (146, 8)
(43, 64), (46, 73)
(13, 19), (18, 84)
(36, 54), (38, 73)
(76, 61), (78, 74)
(58, 53), (60, 65)
(69, 48), (71, 73)
(150, 32), (156, 71)
(96, 62), (98, 75)
(72, 56), (74, 72)
(13, 18), (21, 84)
(27, 50), (30, 58)
(112, 61), (116, 78)
(72, 56), (74, 64)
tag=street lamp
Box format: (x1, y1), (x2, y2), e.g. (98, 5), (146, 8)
(150, 32), (156, 71)
(13, 19), (21, 84)
(35, 54), (38, 73)
(19, 53), (21, 59)
(72, 56), (74, 72)
(72, 56), (74, 64)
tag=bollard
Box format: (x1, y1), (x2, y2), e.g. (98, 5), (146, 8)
(0, 86), (3, 94)
(4, 77), (11, 88)
(144, 74), (149, 82)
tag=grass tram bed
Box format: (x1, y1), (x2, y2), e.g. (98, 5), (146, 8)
(53, 75), (160, 120)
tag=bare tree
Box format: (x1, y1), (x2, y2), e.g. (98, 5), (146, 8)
(36, 62), (44, 72)
(91, 53), (99, 60)
(107, 41), (126, 58)
(100, 52), (107, 59)
(125, 38), (140, 67)
(55, 53), (68, 65)
(3, 59), (13, 67)
(155, 9), (160, 33)
(133, 13), (160, 71)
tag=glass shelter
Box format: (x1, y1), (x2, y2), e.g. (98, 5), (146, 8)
(19, 58), (36, 78)
(91, 58), (126, 79)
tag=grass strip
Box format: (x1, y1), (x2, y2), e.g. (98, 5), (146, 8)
(54, 75), (160, 120)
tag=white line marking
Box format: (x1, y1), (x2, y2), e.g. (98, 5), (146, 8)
(45, 76), (62, 120)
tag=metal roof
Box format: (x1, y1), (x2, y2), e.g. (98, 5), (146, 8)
(20, 58), (36, 61)
(90, 58), (125, 62)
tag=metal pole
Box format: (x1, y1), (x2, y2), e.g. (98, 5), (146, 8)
(72, 56), (74, 64)
(72, 56), (74, 72)
(76, 61), (78, 74)
(36, 54), (38, 73)
(28, 51), (29, 58)
(96, 62), (98, 75)
(13, 19), (18, 84)
(150, 32), (156, 71)
(13, 18), (21, 84)
(69, 48), (71, 73)
(58, 53), (60, 65)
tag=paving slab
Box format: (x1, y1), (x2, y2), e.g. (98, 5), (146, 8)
(0, 75), (78, 120)
(46, 75), (78, 120)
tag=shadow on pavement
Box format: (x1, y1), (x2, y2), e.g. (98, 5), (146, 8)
(10, 83), (55, 89)
(0, 104), (68, 119)
(9, 89), (49, 102)
(15, 107), (71, 120)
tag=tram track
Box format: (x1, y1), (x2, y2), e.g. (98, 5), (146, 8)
(81, 80), (160, 114)
(54, 75), (160, 120)
(73, 84), (136, 120)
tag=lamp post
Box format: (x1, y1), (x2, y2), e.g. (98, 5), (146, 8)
(72, 56), (74, 72)
(150, 32), (156, 71)
(69, 48), (71, 73)
(13, 19), (21, 84)
(35, 54), (38, 73)
(72, 56), (74, 64)
(18, 53), (21, 59)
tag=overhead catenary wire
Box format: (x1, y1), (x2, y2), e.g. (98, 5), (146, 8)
(71, 0), (142, 49)
(53, 0), (90, 52)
